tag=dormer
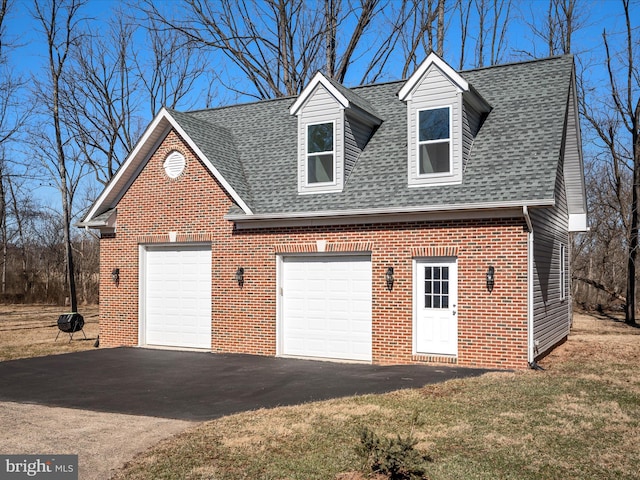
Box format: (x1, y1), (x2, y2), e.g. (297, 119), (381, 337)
(290, 72), (382, 195)
(399, 53), (491, 187)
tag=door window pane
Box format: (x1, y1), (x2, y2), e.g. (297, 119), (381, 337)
(424, 266), (449, 309)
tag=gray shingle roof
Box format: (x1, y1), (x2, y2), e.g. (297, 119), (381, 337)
(167, 109), (252, 205)
(322, 74), (382, 120)
(184, 55), (573, 216)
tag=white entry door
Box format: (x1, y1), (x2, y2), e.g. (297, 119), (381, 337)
(414, 258), (458, 355)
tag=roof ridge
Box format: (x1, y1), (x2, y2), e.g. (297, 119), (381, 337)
(460, 54), (573, 74)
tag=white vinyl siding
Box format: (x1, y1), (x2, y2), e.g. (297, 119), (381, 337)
(531, 157), (570, 359)
(406, 65), (463, 186)
(297, 84), (344, 194)
(560, 243), (567, 300)
(564, 76), (588, 230)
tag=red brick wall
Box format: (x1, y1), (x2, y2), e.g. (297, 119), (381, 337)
(99, 130), (530, 369)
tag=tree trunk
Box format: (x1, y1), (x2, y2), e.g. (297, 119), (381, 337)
(628, 127), (640, 325)
(436, 0), (445, 56)
(0, 166), (5, 295)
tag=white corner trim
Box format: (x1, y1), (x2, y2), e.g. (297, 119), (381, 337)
(398, 52), (469, 101)
(290, 72), (350, 116)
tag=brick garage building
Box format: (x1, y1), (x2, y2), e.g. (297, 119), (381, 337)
(80, 53), (587, 369)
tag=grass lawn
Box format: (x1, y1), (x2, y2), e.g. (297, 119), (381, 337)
(0, 304), (99, 361)
(108, 311), (639, 480)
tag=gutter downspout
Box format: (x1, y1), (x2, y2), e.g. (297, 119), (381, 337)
(523, 206), (535, 366)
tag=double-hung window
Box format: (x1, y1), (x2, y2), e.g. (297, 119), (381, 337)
(307, 122), (335, 184)
(418, 106), (451, 175)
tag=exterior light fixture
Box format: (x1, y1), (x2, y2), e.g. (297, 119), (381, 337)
(111, 268), (120, 285)
(385, 267), (394, 291)
(235, 267), (245, 287)
(486, 266), (495, 293)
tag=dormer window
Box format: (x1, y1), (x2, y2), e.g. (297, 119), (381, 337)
(399, 53), (491, 188)
(418, 107), (451, 175)
(307, 122), (335, 184)
(291, 71), (381, 195)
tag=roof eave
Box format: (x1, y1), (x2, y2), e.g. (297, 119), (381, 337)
(225, 199), (555, 229)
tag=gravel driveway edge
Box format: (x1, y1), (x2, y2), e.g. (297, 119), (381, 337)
(0, 401), (194, 479)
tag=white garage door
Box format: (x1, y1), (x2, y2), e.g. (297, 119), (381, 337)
(143, 245), (212, 349)
(281, 255), (372, 361)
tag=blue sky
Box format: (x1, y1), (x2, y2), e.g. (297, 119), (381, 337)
(2, 0), (636, 214)
(6, 0), (629, 100)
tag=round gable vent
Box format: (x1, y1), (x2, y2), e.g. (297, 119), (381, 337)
(163, 151), (186, 179)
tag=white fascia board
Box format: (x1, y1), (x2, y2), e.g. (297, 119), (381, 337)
(82, 108), (253, 223)
(289, 72), (349, 116)
(226, 200), (555, 229)
(398, 52), (469, 101)
(82, 108), (173, 224)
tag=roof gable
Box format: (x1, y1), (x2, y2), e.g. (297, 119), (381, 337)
(80, 108), (252, 225)
(398, 52), (469, 101)
(290, 71), (381, 122)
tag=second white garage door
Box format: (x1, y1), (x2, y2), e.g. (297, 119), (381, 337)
(280, 255), (372, 361)
(143, 245), (212, 349)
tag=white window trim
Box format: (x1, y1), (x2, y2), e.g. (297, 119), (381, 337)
(560, 243), (567, 301)
(305, 120), (337, 187)
(416, 105), (453, 179)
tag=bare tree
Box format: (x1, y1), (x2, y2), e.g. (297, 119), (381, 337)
(580, 0), (639, 325)
(456, 0), (472, 69)
(139, 0), (318, 98)
(139, 0), (416, 99)
(396, 0), (448, 78)
(31, 0), (87, 312)
(473, 0), (512, 68)
(135, 14), (212, 117)
(66, 12), (138, 186)
(519, 0), (586, 58)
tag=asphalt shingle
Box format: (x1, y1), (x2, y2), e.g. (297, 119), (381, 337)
(184, 55), (573, 216)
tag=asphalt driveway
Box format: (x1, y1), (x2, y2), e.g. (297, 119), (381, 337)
(0, 347), (491, 421)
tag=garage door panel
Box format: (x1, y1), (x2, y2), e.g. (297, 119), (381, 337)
(144, 246), (212, 349)
(281, 256), (372, 362)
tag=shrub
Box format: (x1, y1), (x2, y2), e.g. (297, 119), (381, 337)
(357, 426), (431, 479)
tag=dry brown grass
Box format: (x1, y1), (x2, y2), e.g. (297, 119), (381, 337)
(113, 310), (640, 480)
(0, 304), (99, 361)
